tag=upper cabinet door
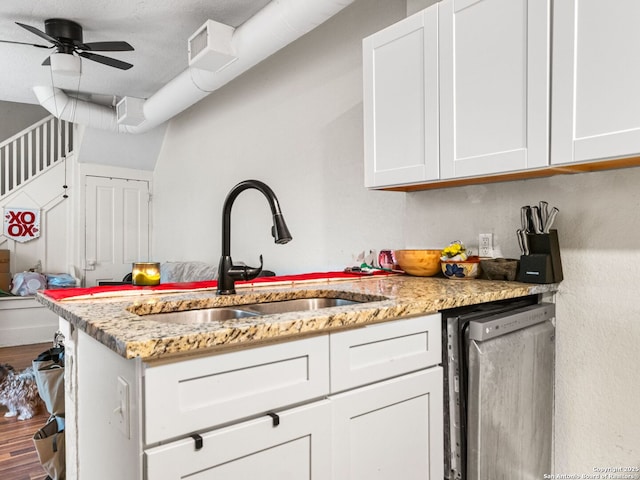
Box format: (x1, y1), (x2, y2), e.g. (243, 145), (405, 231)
(439, 0), (550, 179)
(551, 0), (640, 165)
(363, 7), (439, 188)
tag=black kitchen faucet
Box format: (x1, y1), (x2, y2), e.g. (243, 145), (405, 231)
(217, 179), (292, 295)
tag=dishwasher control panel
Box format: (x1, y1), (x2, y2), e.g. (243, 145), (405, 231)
(467, 302), (555, 341)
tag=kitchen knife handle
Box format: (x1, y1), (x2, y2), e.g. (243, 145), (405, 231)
(521, 206), (528, 232)
(517, 229), (524, 255)
(531, 206), (543, 234)
(517, 228), (529, 255)
(525, 206), (535, 233)
(539, 201), (549, 227)
(543, 207), (559, 234)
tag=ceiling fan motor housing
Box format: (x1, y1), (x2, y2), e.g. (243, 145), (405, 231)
(45, 18), (83, 45)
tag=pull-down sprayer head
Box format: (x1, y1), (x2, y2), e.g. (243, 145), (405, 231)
(272, 213), (292, 245)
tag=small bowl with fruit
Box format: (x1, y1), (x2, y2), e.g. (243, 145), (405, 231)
(440, 242), (480, 280)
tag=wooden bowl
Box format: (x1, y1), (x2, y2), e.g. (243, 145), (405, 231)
(394, 249), (442, 276)
(480, 258), (519, 281)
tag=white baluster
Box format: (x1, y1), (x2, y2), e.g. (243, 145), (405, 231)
(50, 118), (56, 166)
(12, 138), (18, 190)
(35, 123), (41, 173)
(20, 133), (27, 181)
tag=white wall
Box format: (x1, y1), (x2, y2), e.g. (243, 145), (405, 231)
(405, 169), (640, 473)
(152, 0), (407, 274)
(75, 124), (167, 171)
(153, 0), (639, 473)
(0, 100), (48, 141)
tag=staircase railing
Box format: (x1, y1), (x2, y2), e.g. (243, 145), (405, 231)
(0, 115), (74, 198)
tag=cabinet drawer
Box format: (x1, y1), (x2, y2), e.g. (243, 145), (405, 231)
(329, 314), (441, 393)
(145, 400), (331, 480)
(145, 400), (331, 479)
(144, 335), (329, 445)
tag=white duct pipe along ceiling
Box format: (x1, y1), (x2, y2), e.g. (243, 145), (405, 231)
(33, 0), (354, 134)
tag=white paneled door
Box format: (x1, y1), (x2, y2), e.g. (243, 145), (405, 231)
(84, 175), (150, 286)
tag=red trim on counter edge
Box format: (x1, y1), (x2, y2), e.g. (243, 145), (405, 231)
(41, 271), (396, 301)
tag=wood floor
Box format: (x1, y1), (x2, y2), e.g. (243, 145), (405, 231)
(0, 342), (52, 480)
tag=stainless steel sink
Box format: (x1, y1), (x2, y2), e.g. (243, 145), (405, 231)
(146, 297), (363, 324)
(241, 297), (359, 315)
(150, 307), (259, 324)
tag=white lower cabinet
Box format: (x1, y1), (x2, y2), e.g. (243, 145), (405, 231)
(65, 314), (443, 480)
(331, 368), (444, 480)
(145, 368), (443, 480)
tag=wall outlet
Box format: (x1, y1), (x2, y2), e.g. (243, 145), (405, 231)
(479, 233), (493, 257)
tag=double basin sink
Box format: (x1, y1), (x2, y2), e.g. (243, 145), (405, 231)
(149, 297), (363, 324)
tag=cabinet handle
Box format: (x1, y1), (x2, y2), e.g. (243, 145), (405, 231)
(266, 412), (280, 427)
(191, 433), (203, 450)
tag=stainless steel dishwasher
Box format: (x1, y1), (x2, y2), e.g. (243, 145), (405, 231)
(442, 296), (555, 480)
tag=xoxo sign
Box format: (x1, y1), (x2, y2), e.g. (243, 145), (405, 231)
(3, 208), (40, 243)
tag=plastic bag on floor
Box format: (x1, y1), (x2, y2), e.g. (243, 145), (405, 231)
(33, 415), (65, 480)
(32, 347), (64, 416)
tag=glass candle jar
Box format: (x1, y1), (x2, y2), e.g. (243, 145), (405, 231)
(132, 262), (161, 286)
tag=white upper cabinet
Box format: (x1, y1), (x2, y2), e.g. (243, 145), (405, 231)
(365, 0), (640, 189)
(363, 6), (439, 188)
(438, 0), (550, 179)
(551, 0), (640, 165)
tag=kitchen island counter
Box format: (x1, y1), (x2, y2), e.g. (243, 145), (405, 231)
(39, 275), (558, 480)
(37, 275), (557, 361)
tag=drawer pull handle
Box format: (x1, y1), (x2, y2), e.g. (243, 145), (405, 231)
(191, 433), (203, 450)
(267, 412), (280, 427)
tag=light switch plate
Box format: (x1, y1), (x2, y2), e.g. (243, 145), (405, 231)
(116, 376), (130, 439)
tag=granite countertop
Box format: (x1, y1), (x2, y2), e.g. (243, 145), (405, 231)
(37, 276), (557, 361)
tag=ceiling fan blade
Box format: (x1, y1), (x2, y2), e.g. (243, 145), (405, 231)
(15, 21), (58, 45)
(80, 41), (134, 52)
(0, 39), (50, 48)
(78, 51), (133, 70)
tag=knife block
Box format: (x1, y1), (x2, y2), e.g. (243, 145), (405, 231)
(517, 229), (563, 283)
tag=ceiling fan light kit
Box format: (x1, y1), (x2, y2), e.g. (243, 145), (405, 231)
(50, 52), (81, 76)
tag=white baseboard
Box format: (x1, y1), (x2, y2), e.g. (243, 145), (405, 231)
(0, 296), (59, 347)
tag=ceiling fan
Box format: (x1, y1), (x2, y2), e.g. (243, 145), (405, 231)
(0, 18), (134, 70)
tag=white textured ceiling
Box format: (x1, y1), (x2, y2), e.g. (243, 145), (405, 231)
(0, 0), (271, 105)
